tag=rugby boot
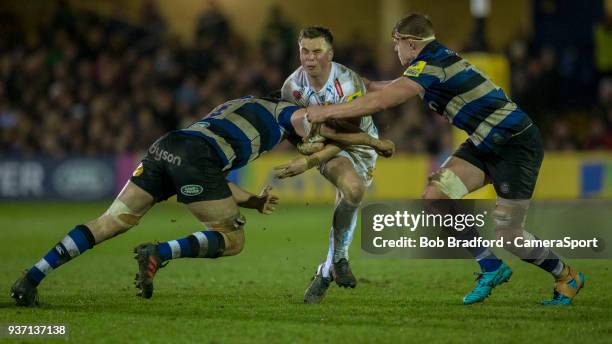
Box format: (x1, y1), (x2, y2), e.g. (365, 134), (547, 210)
(332, 258), (357, 288)
(10, 271), (39, 307)
(134, 243), (167, 299)
(304, 264), (332, 304)
(542, 266), (585, 305)
(463, 263), (513, 304)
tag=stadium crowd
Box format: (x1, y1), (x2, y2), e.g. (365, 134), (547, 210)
(0, 1), (611, 158)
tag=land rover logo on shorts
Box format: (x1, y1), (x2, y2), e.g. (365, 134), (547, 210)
(181, 184), (203, 196)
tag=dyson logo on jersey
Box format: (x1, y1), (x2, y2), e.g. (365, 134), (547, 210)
(148, 144), (182, 166)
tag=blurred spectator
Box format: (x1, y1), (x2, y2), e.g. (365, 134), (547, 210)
(463, 17), (490, 52)
(196, 0), (230, 49)
(585, 117), (612, 150)
(259, 5), (296, 75)
(141, 0), (166, 38)
(337, 31), (378, 78)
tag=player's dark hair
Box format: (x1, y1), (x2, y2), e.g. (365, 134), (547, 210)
(393, 14), (435, 38)
(298, 26), (334, 46)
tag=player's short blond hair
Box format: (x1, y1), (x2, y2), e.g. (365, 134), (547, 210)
(392, 14), (435, 40)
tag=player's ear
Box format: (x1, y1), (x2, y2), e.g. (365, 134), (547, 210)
(328, 48), (334, 62)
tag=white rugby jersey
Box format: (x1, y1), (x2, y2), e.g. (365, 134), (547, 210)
(281, 62), (379, 177)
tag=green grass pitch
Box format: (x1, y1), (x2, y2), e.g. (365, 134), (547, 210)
(0, 202), (610, 343)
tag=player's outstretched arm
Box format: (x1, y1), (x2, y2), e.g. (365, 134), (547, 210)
(273, 144), (342, 179)
(228, 183), (279, 214)
(319, 125), (395, 158)
(307, 77), (423, 123)
(362, 77), (393, 92)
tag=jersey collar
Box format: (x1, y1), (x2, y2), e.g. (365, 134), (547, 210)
(305, 62), (337, 94)
(415, 40), (442, 61)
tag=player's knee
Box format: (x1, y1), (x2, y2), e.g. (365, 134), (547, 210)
(422, 185), (447, 199)
(339, 179), (366, 206)
(222, 229), (245, 256)
(203, 213), (246, 257)
(106, 199), (143, 230)
(493, 199), (529, 238)
(424, 168), (469, 199)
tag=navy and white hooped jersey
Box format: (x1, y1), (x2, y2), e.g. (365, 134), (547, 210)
(403, 41), (533, 152)
(178, 96), (300, 171)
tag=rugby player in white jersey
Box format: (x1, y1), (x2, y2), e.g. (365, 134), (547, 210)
(279, 26), (380, 304)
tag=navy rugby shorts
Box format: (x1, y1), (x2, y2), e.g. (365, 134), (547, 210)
(453, 125), (544, 200)
(130, 131), (232, 203)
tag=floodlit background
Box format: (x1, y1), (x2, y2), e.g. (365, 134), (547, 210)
(0, 0), (611, 202)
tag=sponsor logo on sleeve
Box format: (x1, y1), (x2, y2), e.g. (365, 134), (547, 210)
(404, 61), (427, 77)
(346, 91), (363, 102)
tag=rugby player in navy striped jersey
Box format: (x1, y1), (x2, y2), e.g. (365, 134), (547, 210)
(306, 14), (584, 306)
(10, 95), (393, 306)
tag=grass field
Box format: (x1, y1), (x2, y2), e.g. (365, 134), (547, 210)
(0, 202), (611, 343)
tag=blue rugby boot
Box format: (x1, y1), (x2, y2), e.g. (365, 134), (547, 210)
(542, 266), (585, 305)
(463, 263), (513, 305)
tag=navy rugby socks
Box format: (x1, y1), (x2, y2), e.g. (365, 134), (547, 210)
(157, 231), (225, 261)
(515, 232), (565, 277)
(25, 225), (96, 286)
(457, 227), (503, 272)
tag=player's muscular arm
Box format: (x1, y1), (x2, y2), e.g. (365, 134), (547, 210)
(319, 125), (395, 158)
(290, 108), (308, 137)
(227, 183), (279, 214)
(362, 77), (393, 92)
(273, 144), (342, 179)
(307, 77), (423, 123)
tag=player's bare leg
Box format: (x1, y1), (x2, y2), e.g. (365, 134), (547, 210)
(133, 196), (245, 299)
(422, 157), (512, 304)
(304, 156), (366, 303)
(492, 197), (584, 305)
(186, 198), (245, 257)
(323, 157), (366, 286)
(11, 181), (155, 306)
(422, 157), (485, 199)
